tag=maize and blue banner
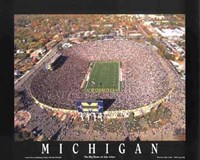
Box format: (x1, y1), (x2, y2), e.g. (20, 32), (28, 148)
(76, 100), (104, 113)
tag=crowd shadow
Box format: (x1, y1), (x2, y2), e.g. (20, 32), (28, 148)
(50, 127), (62, 141)
(96, 98), (115, 111)
(53, 56), (68, 70)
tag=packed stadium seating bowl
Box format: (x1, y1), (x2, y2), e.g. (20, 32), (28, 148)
(30, 40), (170, 110)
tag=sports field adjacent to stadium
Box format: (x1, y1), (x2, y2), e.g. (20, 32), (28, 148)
(85, 61), (120, 92)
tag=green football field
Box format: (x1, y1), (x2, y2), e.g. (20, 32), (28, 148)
(85, 61), (120, 92)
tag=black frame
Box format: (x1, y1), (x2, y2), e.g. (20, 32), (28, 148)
(0, 0), (199, 159)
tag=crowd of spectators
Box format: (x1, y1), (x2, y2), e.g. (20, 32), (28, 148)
(30, 40), (170, 110)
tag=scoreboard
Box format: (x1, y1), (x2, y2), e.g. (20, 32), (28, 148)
(76, 100), (104, 113)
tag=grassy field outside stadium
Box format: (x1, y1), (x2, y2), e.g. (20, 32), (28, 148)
(85, 61), (120, 92)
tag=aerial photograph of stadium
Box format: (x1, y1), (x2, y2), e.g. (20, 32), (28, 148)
(14, 14), (185, 141)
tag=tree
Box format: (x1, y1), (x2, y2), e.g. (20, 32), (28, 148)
(132, 25), (137, 30)
(148, 35), (156, 46)
(14, 129), (35, 141)
(14, 90), (20, 97)
(26, 36), (36, 43)
(16, 52), (29, 59)
(178, 56), (184, 61)
(57, 44), (63, 51)
(181, 34), (185, 40)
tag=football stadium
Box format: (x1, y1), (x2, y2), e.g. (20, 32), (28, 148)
(30, 40), (175, 112)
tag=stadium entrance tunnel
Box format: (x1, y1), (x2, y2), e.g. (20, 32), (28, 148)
(96, 99), (116, 111)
